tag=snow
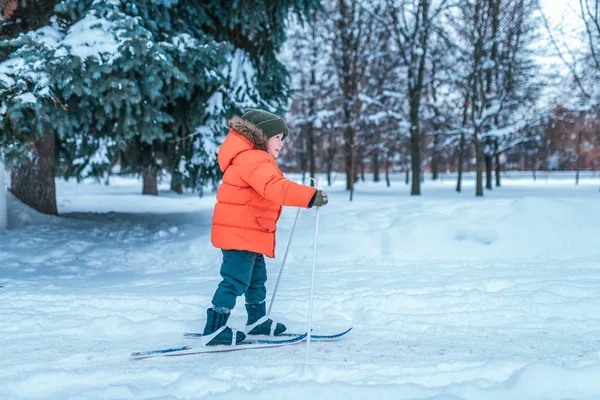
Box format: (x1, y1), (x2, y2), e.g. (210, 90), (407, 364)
(1, 172), (600, 399)
(14, 93), (37, 104)
(225, 49), (261, 110)
(0, 58), (25, 88)
(61, 12), (122, 64)
(30, 23), (63, 48)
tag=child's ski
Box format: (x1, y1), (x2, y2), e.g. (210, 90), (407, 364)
(183, 327), (352, 341)
(131, 333), (307, 359)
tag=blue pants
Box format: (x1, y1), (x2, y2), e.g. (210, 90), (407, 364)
(211, 249), (267, 310)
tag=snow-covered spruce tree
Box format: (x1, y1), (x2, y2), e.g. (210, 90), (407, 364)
(0, 0), (320, 213)
(0, 0), (63, 214)
(0, 33), (63, 214)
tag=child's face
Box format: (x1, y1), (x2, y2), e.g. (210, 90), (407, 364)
(267, 133), (284, 159)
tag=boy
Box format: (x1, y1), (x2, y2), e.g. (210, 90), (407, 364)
(203, 108), (328, 346)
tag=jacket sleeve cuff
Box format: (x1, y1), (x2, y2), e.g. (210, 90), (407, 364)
(308, 191), (317, 208)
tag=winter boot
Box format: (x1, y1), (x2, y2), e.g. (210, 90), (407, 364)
(245, 302), (286, 336)
(202, 308), (246, 346)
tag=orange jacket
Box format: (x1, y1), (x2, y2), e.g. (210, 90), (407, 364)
(211, 116), (317, 258)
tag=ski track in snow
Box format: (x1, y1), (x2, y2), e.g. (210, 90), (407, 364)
(1, 175), (600, 399)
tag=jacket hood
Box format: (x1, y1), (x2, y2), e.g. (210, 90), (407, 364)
(218, 116), (269, 172)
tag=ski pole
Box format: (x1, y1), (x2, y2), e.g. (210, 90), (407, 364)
(267, 207), (301, 316)
(305, 177), (322, 363)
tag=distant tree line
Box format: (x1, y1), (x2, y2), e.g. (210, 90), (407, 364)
(283, 0), (600, 198)
(1, 0), (599, 217)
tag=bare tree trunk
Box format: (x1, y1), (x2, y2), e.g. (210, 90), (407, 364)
(456, 133), (465, 193)
(485, 0), (500, 191)
(495, 142), (501, 187)
(360, 154), (366, 182)
(474, 131), (484, 196)
(372, 150), (380, 182)
(308, 32), (317, 183)
(431, 133), (439, 180)
(326, 133), (336, 187)
(392, 0), (431, 196)
(409, 104), (422, 195)
(575, 130), (583, 185)
(457, 92), (469, 193)
(10, 132), (58, 215)
(299, 141), (307, 185)
(485, 152), (493, 190)
(334, 0), (362, 198)
(531, 148), (538, 181)
(345, 125), (355, 192)
(385, 150), (391, 187)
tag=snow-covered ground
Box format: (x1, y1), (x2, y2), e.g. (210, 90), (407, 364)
(1, 172), (600, 400)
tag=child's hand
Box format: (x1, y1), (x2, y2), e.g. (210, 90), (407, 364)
(314, 190), (329, 207)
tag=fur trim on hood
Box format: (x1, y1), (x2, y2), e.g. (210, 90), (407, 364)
(228, 116), (268, 151)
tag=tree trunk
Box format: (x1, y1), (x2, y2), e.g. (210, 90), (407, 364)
(457, 91), (469, 193)
(142, 165), (158, 195)
(410, 107), (421, 195)
(349, 128), (357, 201)
(431, 133), (439, 180)
(575, 130), (583, 185)
(495, 147), (501, 187)
(345, 125), (354, 192)
(299, 135), (307, 185)
(307, 124), (316, 184)
(485, 153), (493, 190)
(407, 0), (430, 195)
(531, 150), (538, 182)
(327, 135), (335, 187)
(373, 150), (380, 182)
(359, 153), (365, 182)
(326, 150), (333, 187)
(10, 132), (58, 215)
(474, 131), (484, 196)
(141, 144), (158, 195)
(170, 171), (183, 194)
(456, 132), (465, 193)
(385, 150), (391, 187)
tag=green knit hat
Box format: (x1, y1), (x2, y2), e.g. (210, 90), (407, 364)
(240, 108), (289, 140)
